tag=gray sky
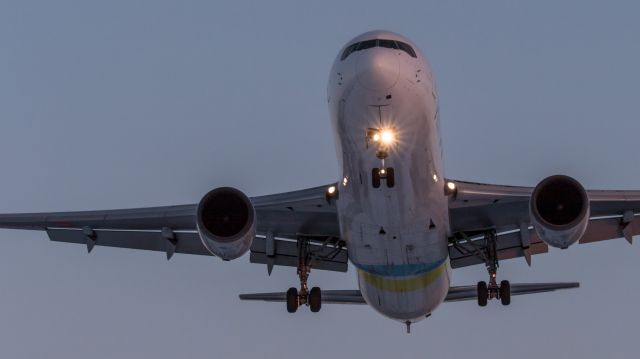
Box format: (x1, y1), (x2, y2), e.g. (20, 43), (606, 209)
(1, 0), (639, 357)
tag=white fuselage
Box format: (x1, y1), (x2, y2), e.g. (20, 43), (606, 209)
(328, 31), (451, 324)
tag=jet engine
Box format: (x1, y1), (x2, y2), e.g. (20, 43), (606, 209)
(529, 175), (590, 249)
(196, 187), (256, 260)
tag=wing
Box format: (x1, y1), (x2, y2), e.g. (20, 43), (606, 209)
(0, 184), (346, 272)
(448, 179), (640, 268)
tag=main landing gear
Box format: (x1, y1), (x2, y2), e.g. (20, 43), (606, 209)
(476, 230), (511, 307)
(286, 237), (322, 313)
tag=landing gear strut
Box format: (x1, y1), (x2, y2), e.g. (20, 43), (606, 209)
(286, 237), (322, 313)
(476, 230), (511, 306)
(366, 127), (397, 189)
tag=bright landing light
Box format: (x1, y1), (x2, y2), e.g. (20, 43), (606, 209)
(380, 130), (395, 145)
(447, 182), (456, 191)
(327, 185), (337, 195)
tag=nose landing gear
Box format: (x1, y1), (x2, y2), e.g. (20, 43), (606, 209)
(366, 127), (396, 189)
(372, 167), (395, 188)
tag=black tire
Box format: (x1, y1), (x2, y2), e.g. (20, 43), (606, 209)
(477, 281), (488, 307)
(372, 168), (381, 188)
(309, 287), (322, 313)
(286, 287), (298, 313)
(500, 280), (511, 306)
(386, 167), (395, 188)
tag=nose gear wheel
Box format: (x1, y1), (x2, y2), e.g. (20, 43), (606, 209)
(372, 167), (395, 188)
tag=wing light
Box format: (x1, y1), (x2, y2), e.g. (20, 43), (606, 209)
(444, 181), (457, 197)
(326, 185), (339, 201)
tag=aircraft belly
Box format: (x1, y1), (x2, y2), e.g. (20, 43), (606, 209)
(357, 259), (451, 321)
(332, 79), (451, 321)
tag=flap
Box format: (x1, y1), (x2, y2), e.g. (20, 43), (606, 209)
(250, 236), (348, 273)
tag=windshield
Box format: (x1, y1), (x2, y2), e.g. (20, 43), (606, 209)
(341, 39), (417, 61)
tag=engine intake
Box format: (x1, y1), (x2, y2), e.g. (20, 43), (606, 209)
(196, 187), (256, 260)
(530, 175), (590, 249)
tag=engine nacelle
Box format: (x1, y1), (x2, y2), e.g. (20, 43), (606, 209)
(196, 187), (256, 260)
(530, 175), (590, 249)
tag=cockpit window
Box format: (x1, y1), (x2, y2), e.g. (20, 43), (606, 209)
(396, 41), (417, 58)
(378, 39), (398, 49)
(358, 39), (377, 51)
(340, 39), (417, 61)
(340, 43), (358, 61)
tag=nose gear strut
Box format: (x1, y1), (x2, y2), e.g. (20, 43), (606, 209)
(366, 127), (396, 189)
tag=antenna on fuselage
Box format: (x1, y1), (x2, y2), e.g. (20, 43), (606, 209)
(405, 321), (411, 334)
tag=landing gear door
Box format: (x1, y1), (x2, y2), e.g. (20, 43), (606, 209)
(378, 104), (393, 127)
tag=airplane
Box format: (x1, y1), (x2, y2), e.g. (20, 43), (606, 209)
(1, 30), (638, 332)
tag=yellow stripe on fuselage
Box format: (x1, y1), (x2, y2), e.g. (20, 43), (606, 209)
(358, 260), (447, 293)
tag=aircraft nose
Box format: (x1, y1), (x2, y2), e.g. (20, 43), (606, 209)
(356, 49), (400, 91)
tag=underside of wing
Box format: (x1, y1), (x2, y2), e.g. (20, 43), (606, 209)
(0, 184), (346, 272)
(448, 177), (640, 269)
(252, 184), (340, 238)
(249, 184), (346, 273)
(0, 205), (202, 259)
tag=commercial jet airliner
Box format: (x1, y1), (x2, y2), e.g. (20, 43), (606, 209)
(2, 30), (638, 332)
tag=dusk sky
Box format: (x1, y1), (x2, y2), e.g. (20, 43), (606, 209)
(1, 1), (640, 358)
